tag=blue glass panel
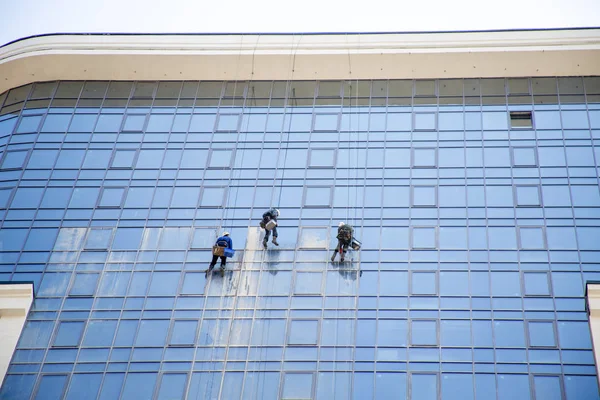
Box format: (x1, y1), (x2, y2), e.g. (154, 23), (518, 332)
(112, 228), (143, 250)
(0, 229), (27, 251)
(441, 374), (474, 400)
(316, 372), (351, 400)
(528, 321), (556, 347)
(523, 272), (550, 296)
(95, 114), (122, 132)
(83, 320), (118, 347)
(188, 372), (221, 400)
(40, 187), (72, 208)
(494, 321), (526, 347)
(114, 320), (139, 346)
(497, 374), (530, 400)
(0, 374), (36, 399)
(121, 372), (157, 400)
(377, 320), (408, 346)
(69, 114), (96, 132)
(55, 149), (85, 169)
(97, 272), (130, 296)
(283, 373), (313, 399)
(564, 375), (600, 400)
(34, 374), (68, 400)
(11, 187), (44, 208)
(558, 321), (592, 349)
(290, 320), (318, 345)
(411, 374), (437, 400)
(69, 273), (99, 296)
(65, 373), (102, 400)
(41, 114), (70, 132)
(24, 228), (58, 250)
(170, 320), (198, 345)
(38, 273), (71, 297)
(440, 320), (471, 346)
(411, 320), (437, 346)
(54, 321), (85, 346)
(27, 149), (58, 169)
(474, 374), (496, 400)
(157, 373), (188, 400)
(243, 372), (280, 400)
(135, 320), (170, 346)
(98, 373), (125, 400)
(375, 372), (406, 400)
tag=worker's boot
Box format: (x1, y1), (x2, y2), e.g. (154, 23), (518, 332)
(331, 252), (336, 262)
(262, 238), (268, 249)
(219, 265), (226, 277)
(205, 266), (214, 276)
(272, 238), (279, 246)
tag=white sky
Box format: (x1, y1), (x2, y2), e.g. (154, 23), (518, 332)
(1, 0), (599, 46)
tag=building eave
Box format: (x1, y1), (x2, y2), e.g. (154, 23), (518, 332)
(1, 29), (600, 93)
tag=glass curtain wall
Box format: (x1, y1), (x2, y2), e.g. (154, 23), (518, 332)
(0, 78), (599, 399)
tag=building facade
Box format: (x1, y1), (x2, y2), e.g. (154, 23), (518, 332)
(0, 31), (600, 400)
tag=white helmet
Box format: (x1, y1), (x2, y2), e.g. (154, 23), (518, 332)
(339, 222), (345, 227)
(223, 232), (230, 236)
(274, 209), (280, 217)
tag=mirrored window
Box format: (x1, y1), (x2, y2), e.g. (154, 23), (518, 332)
(519, 227), (545, 250)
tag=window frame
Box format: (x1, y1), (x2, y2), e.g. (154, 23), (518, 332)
(411, 226), (438, 250)
(198, 186), (227, 208)
(511, 146), (538, 167)
(413, 112), (437, 131)
(207, 149), (235, 169)
(97, 186), (127, 209)
(412, 147), (437, 168)
(411, 185), (438, 208)
(120, 113), (148, 132)
(308, 148), (337, 168)
(514, 184), (542, 207)
(509, 110), (534, 129)
(0, 149), (30, 170)
(522, 271), (552, 297)
(109, 149), (139, 169)
(215, 112), (240, 132)
(517, 226), (547, 250)
(526, 320), (558, 349)
(312, 113), (341, 132)
(52, 320), (85, 348)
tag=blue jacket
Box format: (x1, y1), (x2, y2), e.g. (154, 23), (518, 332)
(215, 236), (232, 249)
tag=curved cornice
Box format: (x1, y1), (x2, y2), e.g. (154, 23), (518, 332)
(1, 30), (600, 93)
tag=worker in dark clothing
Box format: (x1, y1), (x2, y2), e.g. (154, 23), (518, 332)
(206, 232), (232, 275)
(261, 208), (280, 248)
(332, 222), (353, 262)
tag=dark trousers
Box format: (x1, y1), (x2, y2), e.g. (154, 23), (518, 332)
(332, 240), (349, 259)
(264, 226), (278, 241)
(210, 255), (226, 268)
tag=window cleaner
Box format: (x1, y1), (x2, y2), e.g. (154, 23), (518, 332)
(331, 222), (361, 262)
(260, 208), (280, 248)
(206, 232), (234, 276)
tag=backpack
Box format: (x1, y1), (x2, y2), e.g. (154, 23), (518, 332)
(337, 225), (353, 242)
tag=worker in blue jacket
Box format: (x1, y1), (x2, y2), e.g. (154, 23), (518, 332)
(207, 232), (232, 275)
